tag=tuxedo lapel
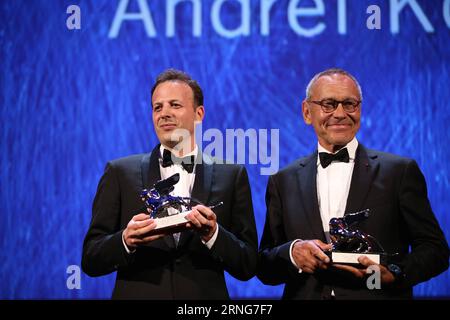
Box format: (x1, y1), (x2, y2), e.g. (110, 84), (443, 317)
(177, 152), (213, 249)
(297, 152), (327, 242)
(190, 152), (213, 206)
(141, 145), (162, 189)
(344, 144), (379, 215)
(141, 145), (177, 249)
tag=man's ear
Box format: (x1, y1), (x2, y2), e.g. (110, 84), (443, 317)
(302, 100), (312, 125)
(195, 105), (205, 122)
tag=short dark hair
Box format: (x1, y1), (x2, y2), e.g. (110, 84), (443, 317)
(151, 69), (204, 107)
(306, 68), (363, 100)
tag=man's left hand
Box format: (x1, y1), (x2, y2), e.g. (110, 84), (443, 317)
(185, 205), (217, 242)
(332, 256), (395, 285)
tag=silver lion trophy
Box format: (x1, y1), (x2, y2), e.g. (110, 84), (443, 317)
(328, 209), (391, 265)
(140, 173), (222, 235)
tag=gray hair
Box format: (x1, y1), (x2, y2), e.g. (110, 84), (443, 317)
(305, 68), (363, 100)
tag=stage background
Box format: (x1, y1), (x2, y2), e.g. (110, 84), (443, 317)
(0, 0), (449, 298)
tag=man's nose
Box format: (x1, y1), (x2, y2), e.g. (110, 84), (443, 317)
(159, 104), (172, 118)
(332, 103), (347, 118)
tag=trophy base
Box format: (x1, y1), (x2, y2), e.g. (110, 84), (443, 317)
(149, 210), (191, 235)
(330, 252), (381, 265)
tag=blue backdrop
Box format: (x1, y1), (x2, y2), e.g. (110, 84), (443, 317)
(1, 0), (449, 299)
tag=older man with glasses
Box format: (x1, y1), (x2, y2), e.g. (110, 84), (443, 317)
(257, 68), (449, 300)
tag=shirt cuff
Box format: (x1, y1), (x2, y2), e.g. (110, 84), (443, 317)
(289, 239), (303, 273)
(202, 224), (219, 249)
(122, 231), (136, 254)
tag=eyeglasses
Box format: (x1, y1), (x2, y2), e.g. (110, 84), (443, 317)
(308, 98), (361, 113)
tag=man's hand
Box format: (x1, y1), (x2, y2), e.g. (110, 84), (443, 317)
(332, 256), (395, 285)
(292, 240), (332, 273)
(123, 213), (165, 249)
(185, 205), (217, 242)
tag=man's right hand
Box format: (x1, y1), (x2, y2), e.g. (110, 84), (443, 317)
(292, 239), (332, 273)
(123, 213), (165, 249)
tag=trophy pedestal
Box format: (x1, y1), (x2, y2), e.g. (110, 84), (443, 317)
(330, 252), (381, 265)
(149, 210), (191, 235)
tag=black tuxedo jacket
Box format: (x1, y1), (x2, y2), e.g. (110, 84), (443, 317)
(257, 144), (449, 299)
(82, 146), (258, 299)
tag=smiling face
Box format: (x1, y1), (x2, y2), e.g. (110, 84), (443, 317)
(151, 81), (204, 151)
(302, 73), (361, 153)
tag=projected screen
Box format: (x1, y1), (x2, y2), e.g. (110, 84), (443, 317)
(1, 0), (449, 298)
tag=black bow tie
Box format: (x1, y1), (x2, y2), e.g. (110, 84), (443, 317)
(161, 149), (195, 173)
(319, 148), (350, 168)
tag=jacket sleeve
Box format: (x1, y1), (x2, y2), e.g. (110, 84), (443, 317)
(81, 162), (135, 277)
(257, 175), (304, 285)
(398, 160), (449, 287)
(208, 166), (258, 281)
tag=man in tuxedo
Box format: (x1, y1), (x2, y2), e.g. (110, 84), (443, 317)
(257, 68), (449, 299)
(82, 69), (258, 299)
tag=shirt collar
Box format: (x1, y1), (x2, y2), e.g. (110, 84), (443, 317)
(316, 137), (358, 165)
(159, 144), (198, 160)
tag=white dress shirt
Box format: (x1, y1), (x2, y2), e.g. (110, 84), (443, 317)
(122, 144), (218, 253)
(317, 137), (358, 240)
(290, 138), (358, 272)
